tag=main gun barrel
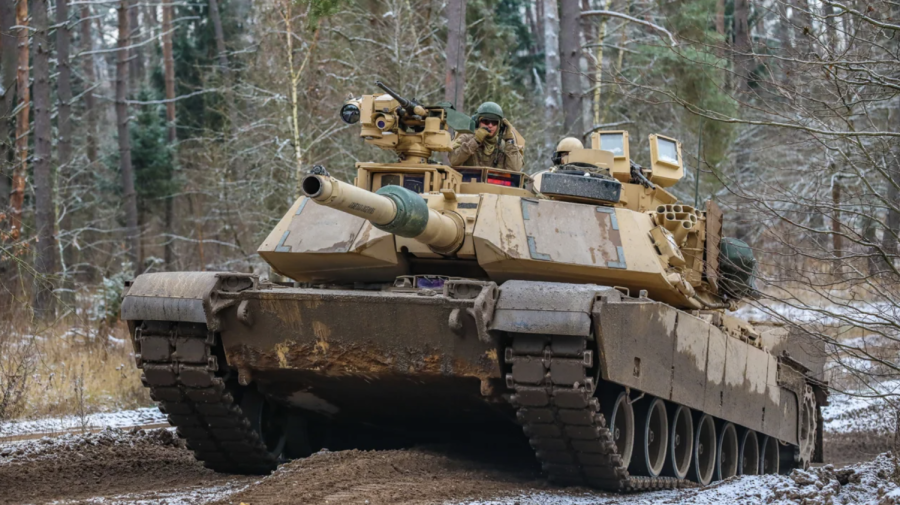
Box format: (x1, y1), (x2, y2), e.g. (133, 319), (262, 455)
(300, 174), (465, 254)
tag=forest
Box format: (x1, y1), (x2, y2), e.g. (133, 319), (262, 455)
(0, 0), (898, 423)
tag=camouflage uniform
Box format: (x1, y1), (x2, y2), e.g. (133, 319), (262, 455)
(449, 133), (524, 171)
(449, 102), (524, 172)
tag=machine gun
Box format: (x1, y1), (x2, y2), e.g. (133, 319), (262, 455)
(375, 81), (427, 119)
(630, 160), (656, 189)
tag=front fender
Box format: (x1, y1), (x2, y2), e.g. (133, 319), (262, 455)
(489, 280), (620, 336)
(121, 272), (256, 331)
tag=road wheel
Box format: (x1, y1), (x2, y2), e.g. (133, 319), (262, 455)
(629, 396), (668, 477)
(738, 429), (759, 475)
(760, 435), (780, 474)
(603, 390), (634, 468)
(664, 404), (693, 479)
(689, 413), (716, 485)
(716, 422), (739, 480)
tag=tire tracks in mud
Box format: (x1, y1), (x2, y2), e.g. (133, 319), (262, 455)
(0, 429), (249, 505)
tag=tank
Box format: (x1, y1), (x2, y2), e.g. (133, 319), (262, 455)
(121, 82), (827, 491)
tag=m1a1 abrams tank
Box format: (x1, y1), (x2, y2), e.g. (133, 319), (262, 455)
(120, 82), (827, 491)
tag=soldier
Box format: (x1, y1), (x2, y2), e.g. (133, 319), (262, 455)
(551, 137), (583, 167)
(449, 102), (524, 171)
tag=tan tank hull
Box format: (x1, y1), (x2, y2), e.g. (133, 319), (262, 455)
(122, 271), (825, 489)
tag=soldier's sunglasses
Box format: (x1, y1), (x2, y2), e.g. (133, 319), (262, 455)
(479, 119), (499, 127)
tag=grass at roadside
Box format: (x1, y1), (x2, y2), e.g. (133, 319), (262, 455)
(0, 310), (151, 423)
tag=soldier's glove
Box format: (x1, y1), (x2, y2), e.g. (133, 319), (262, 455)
(474, 127), (490, 144)
(502, 119), (515, 141)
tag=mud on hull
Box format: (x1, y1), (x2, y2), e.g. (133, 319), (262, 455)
(122, 272), (824, 489)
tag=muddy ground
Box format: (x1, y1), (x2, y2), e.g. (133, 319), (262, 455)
(1, 428), (896, 505)
(0, 428), (586, 505)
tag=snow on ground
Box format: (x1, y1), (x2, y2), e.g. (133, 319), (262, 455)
(0, 426), (176, 462)
(822, 379), (900, 435)
(48, 484), (247, 505)
(736, 300), (900, 326)
(455, 453), (900, 505)
(0, 407), (166, 438)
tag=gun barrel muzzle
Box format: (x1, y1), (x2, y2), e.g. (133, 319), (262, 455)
(300, 174), (465, 253)
(301, 174), (398, 225)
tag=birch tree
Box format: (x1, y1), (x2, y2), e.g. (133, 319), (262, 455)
(542, 0), (561, 122)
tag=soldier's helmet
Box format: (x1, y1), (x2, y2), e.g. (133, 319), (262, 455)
(475, 102), (504, 123)
(552, 137), (584, 165)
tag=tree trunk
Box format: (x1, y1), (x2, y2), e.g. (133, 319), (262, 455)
(543, 0), (561, 140)
(32, 0), (58, 319)
(715, 0), (725, 39)
(57, 0), (75, 306)
(862, 215), (879, 275)
(144, 4), (159, 73)
(883, 107), (900, 262)
(117, 0), (139, 271)
(733, 0), (753, 92)
(590, 0), (613, 131)
(282, 0), (321, 200)
(162, 2), (176, 270)
(581, 0), (595, 131)
(208, 0), (237, 130)
(81, 5), (98, 164)
(10, 0), (30, 239)
(209, 0), (229, 73)
(128, 0), (143, 91)
(792, 0), (812, 56)
(0, 0), (16, 212)
(443, 0), (467, 110)
(831, 174), (843, 277)
(526, 2), (539, 69)
(776, 0), (794, 81)
(535, 1), (546, 57)
(831, 177), (842, 258)
(822, 1), (837, 54)
(559, 0), (583, 138)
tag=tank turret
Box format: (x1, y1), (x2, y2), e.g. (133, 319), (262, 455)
(300, 173), (465, 254)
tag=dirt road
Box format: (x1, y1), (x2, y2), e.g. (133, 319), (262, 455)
(1, 428), (897, 505)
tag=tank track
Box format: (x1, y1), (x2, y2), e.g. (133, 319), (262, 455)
(504, 333), (692, 492)
(135, 321), (279, 474)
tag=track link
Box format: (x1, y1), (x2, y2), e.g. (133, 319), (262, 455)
(504, 333), (691, 492)
(135, 320), (279, 474)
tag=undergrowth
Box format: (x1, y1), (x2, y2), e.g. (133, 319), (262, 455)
(0, 295), (150, 423)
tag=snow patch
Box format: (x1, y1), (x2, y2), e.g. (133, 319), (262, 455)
(48, 483), (247, 505)
(823, 380), (900, 435)
(455, 453), (900, 505)
(0, 407), (166, 438)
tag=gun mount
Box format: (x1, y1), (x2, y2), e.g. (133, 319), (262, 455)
(339, 82), (473, 164)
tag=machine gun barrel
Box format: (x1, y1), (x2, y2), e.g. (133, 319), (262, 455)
(300, 174), (465, 253)
(375, 80), (426, 117)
